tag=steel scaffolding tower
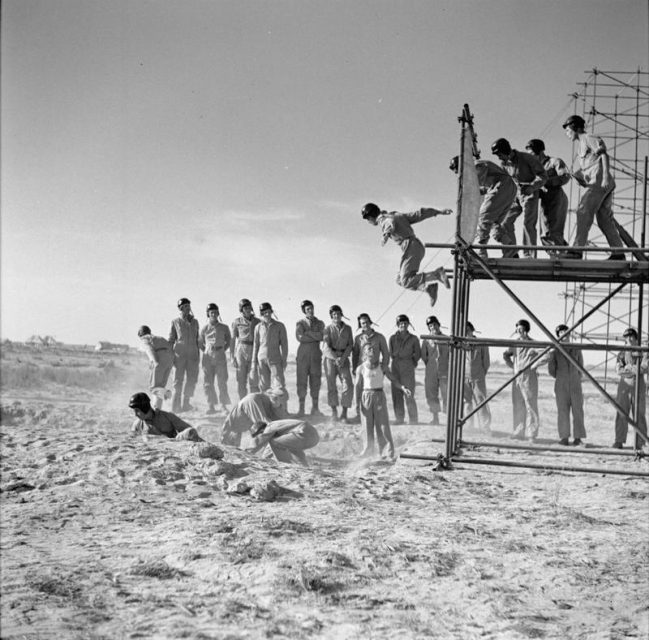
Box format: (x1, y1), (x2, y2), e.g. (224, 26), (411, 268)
(402, 99), (649, 476)
(563, 69), (649, 389)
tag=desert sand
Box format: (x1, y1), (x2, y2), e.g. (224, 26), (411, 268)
(1, 343), (647, 640)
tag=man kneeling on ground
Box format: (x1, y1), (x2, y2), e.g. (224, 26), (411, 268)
(129, 392), (202, 441)
(247, 419), (320, 466)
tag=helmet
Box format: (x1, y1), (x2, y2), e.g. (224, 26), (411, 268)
(396, 314), (410, 326)
(329, 304), (343, 317)
(516, 319), (531, 333)
(137, 325), (151, 337)
(555, 324), (569, 336)
(128, 392), (151, 412)
(525, 139), (545, 154)
(239, 298), (252, 312)
(259, 302), (273, 314)
(623, 327), (638, 339)
(206, 303), (219, 316)
(426, 315), (440, 326)
(449, 156), (459, 173)
(491, 138), (512, 156)
(361, 202), (381, 220)
(177, 297), (191, 308)
(301, 299), (314, 313)
(562, 115), (586, 131)
(357, 313), (372, 328)
(466, 321), (475, 332)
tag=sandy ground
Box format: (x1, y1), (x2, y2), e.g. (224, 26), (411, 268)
(1, 345), (648, 640)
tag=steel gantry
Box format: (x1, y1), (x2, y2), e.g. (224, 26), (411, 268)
(401, 103), (649, 477)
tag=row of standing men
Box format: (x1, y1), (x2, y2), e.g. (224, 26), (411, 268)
(137, 297), (456, 425)
(139, 297), (648, 450)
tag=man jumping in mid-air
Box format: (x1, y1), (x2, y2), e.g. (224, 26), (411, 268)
(361, 203), (452, 306)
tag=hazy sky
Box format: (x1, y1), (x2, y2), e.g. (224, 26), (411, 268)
(2, 0), (648, 346)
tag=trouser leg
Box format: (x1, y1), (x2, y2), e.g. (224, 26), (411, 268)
(555, 382), (571, 440)
(521, 193), (540, 257)
(614, 385), (631, 444)
(172, 355), (187, 412)
(324, 359), (339, 407)
(202, 359), (218, 406)
(339, 362), (353, 408)
(184, 358), (199, 401)
(425, 370), (441, 413)
(501, 200), (522, 258)
(594, 188), (624, 248)
(258, 360), (271, 392)
(512, 381), (526, 435)
(360, 391), (376, 455)
(571, 383), (586, 439)
(236, 356), (251, 399)
(397, 238), (426, 290)
(215, 356), (231, 405)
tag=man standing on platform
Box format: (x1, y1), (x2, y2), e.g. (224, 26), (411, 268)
(561, 115), (625, 260)
(450, 155), (518, 258)
(524, 139), (570, 253)
(491, 138), (548, 258)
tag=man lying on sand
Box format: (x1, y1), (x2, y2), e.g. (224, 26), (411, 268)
(129, 392), (202, 441)
(247, 419), (319, 466)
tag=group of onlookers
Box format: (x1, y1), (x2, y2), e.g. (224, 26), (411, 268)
(135, 294), (648, 457)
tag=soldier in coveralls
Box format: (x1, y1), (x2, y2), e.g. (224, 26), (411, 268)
(421, 315), (449, 425)
(389, 314), (421, 425)
(137, 325), (173, 410)
(200, 303), (232, 415)
(361, 203), (451, 306)
(230, 298), (260, 400)
(168, 298), (200, 413)
(548, 324), (585, 446)
(295, 300), (325, 417)
(322, 305), (354, 422)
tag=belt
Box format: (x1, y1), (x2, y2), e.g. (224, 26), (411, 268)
(154, 348), (169, 353)
(208, 346), (224, 351)
(364, 388), (383, 392)
(239, 340), (253, 345)
(332, 350), (347, 355)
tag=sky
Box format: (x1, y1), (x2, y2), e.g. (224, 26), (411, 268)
(2, 0), (648, 348)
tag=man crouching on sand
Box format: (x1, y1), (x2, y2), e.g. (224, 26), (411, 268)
(221, 387), (289, 447)
(247, 419), (319, 467)
(129, 392), (202, 441)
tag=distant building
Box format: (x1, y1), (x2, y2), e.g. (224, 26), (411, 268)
(94, 341), (130, 354)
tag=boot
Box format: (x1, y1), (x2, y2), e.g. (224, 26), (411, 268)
(425, 283), (438, 307)
(310, 401), (324, 417)
(297, 400), (305, 417)
(341, 407), (349, 423)
(206, 404), (217, 415)
(182, 397), (193, 412)
(431, 412), (439, 426)
(330, 406), (338, 422)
